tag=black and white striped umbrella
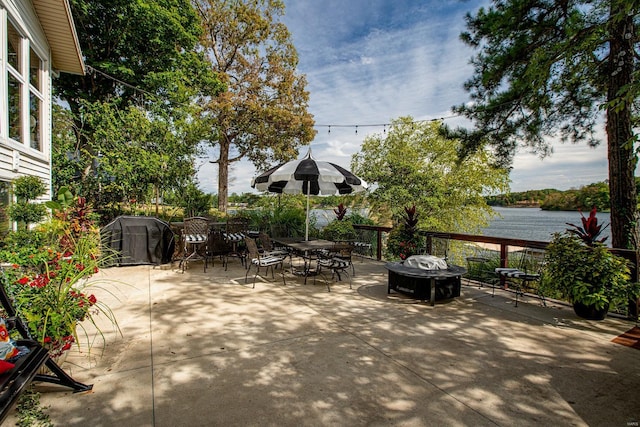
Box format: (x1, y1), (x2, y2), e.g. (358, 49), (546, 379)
(251, 149), (367, 240)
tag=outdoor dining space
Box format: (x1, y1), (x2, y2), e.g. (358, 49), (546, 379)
(10, 256), (639, 426)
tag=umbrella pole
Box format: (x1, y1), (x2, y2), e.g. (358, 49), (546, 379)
(305, 192), (310, 241)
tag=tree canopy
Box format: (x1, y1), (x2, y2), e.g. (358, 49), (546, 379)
(449, 0), (639, 250)
(53, 0), (224, 215)
(351, 118), (509, 233)
(195, 0), (316, 212)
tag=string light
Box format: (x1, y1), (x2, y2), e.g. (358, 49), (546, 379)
(85, 65), (465, 130)
(314, 115), (461, 132)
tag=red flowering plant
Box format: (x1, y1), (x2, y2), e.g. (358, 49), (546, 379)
(566, 206), (609, 247)
(1, 191), (118, 358)
(2, 235), (111, 358)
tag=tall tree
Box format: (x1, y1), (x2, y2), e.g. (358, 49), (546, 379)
(351, 118), (509, 232)
(194, 0), (316, 212)
(449, 0), (639, 250)
(54, 0), (224, 210)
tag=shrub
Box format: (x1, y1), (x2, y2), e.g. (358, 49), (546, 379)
(322, 219), (356, 241)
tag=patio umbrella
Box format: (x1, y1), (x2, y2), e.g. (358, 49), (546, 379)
(251, 149), (367, 240)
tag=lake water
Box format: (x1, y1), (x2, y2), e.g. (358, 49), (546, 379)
(313, 207), (612, 244)
(482, 207), (611, 244)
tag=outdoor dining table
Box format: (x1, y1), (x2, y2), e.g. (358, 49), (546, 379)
(272, 238), (336, 281)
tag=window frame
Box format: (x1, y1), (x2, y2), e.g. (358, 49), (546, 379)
(1, 11), (50, 158)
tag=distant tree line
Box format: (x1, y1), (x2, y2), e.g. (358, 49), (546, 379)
(486, 179), (640, 211)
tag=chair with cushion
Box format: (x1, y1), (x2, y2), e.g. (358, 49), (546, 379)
(225, 217), (249, 267)
(179, 217), (209, 273)
(258, 232), (289, 257)
(244, 237), (287, 288)
(317, 242), (355, 290)
(495, 248), (545, 307)
(353, 228), (374, 259)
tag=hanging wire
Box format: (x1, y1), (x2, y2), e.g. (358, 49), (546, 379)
(86, 64), (466, 130)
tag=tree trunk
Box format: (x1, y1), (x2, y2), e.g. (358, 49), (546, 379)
(606, 4), (638, 251)
(217, 137), (230, 213)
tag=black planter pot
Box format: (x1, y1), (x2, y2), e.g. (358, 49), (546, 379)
(573, 301), (609, 320)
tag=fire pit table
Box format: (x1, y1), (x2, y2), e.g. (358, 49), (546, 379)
(385, 260), (466, 306)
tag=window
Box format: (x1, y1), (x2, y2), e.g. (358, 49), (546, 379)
(29, 47), (41, 89)
(4, 19), (45, 152)
(8, 73), (21, 141)
(30, 92), (41, 150)
(29, 48), (43, 151)
(7, 21), (21, 72)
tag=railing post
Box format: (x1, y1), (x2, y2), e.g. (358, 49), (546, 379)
(376, 229), (383, 260)
(499, 243), (508, 287)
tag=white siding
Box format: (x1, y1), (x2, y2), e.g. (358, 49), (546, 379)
(0, 0), (52, 199)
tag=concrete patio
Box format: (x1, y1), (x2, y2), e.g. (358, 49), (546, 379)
(7, 256), (639, 426)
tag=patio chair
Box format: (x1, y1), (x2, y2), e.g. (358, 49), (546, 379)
(465, 255), (494, 291)
(353, 228), (374, 260)
(225, 217), (249, 267)
(244, 237), (287, 288)
(179, 216), (209, 273)
(317, 242), (354, 289)
(495, 248), (546, 307)
(206, 229), (231, 270)
(258, 232), (289, 257)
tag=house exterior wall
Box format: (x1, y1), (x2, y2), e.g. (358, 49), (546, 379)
(1, 0), (53, 201)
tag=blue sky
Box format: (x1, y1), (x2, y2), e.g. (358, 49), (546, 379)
(196, 0), (611, 195)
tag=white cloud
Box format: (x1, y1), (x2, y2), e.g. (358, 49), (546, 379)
(199, 0), (623, 196)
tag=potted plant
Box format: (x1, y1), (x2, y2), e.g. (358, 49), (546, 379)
(544, 208), (635, 320)
(0, 190), (118, 359)
(386, 205), (423, 260)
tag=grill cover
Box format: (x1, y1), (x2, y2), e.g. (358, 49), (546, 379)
(101, 216), (175, 266)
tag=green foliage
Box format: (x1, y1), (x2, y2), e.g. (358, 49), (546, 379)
(346, 211), (374, 225)
(0, 230), (48, 268)
(322, 220), (356, 241)
(16, 387), (52, 427)
(245, 197), (309, 238)
(44, 186), (74, 213)
(53, 0), (224, 214)
(178, 183), (214, 218)
(7, 202), (48, 230)
(58, 0), (222, 107)
(544, 233), (634, 311)
(487, 182), (612, 212)
(13, 176), (47, 201)
(352, 117), (509, 233)
(1, 197), (119, 357)
(7, 176), (48, 230)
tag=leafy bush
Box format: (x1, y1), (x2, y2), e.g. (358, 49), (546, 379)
(322, 219), (356, 241)
(544, 232), (635, 311)
(8, 176), (48, 230)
